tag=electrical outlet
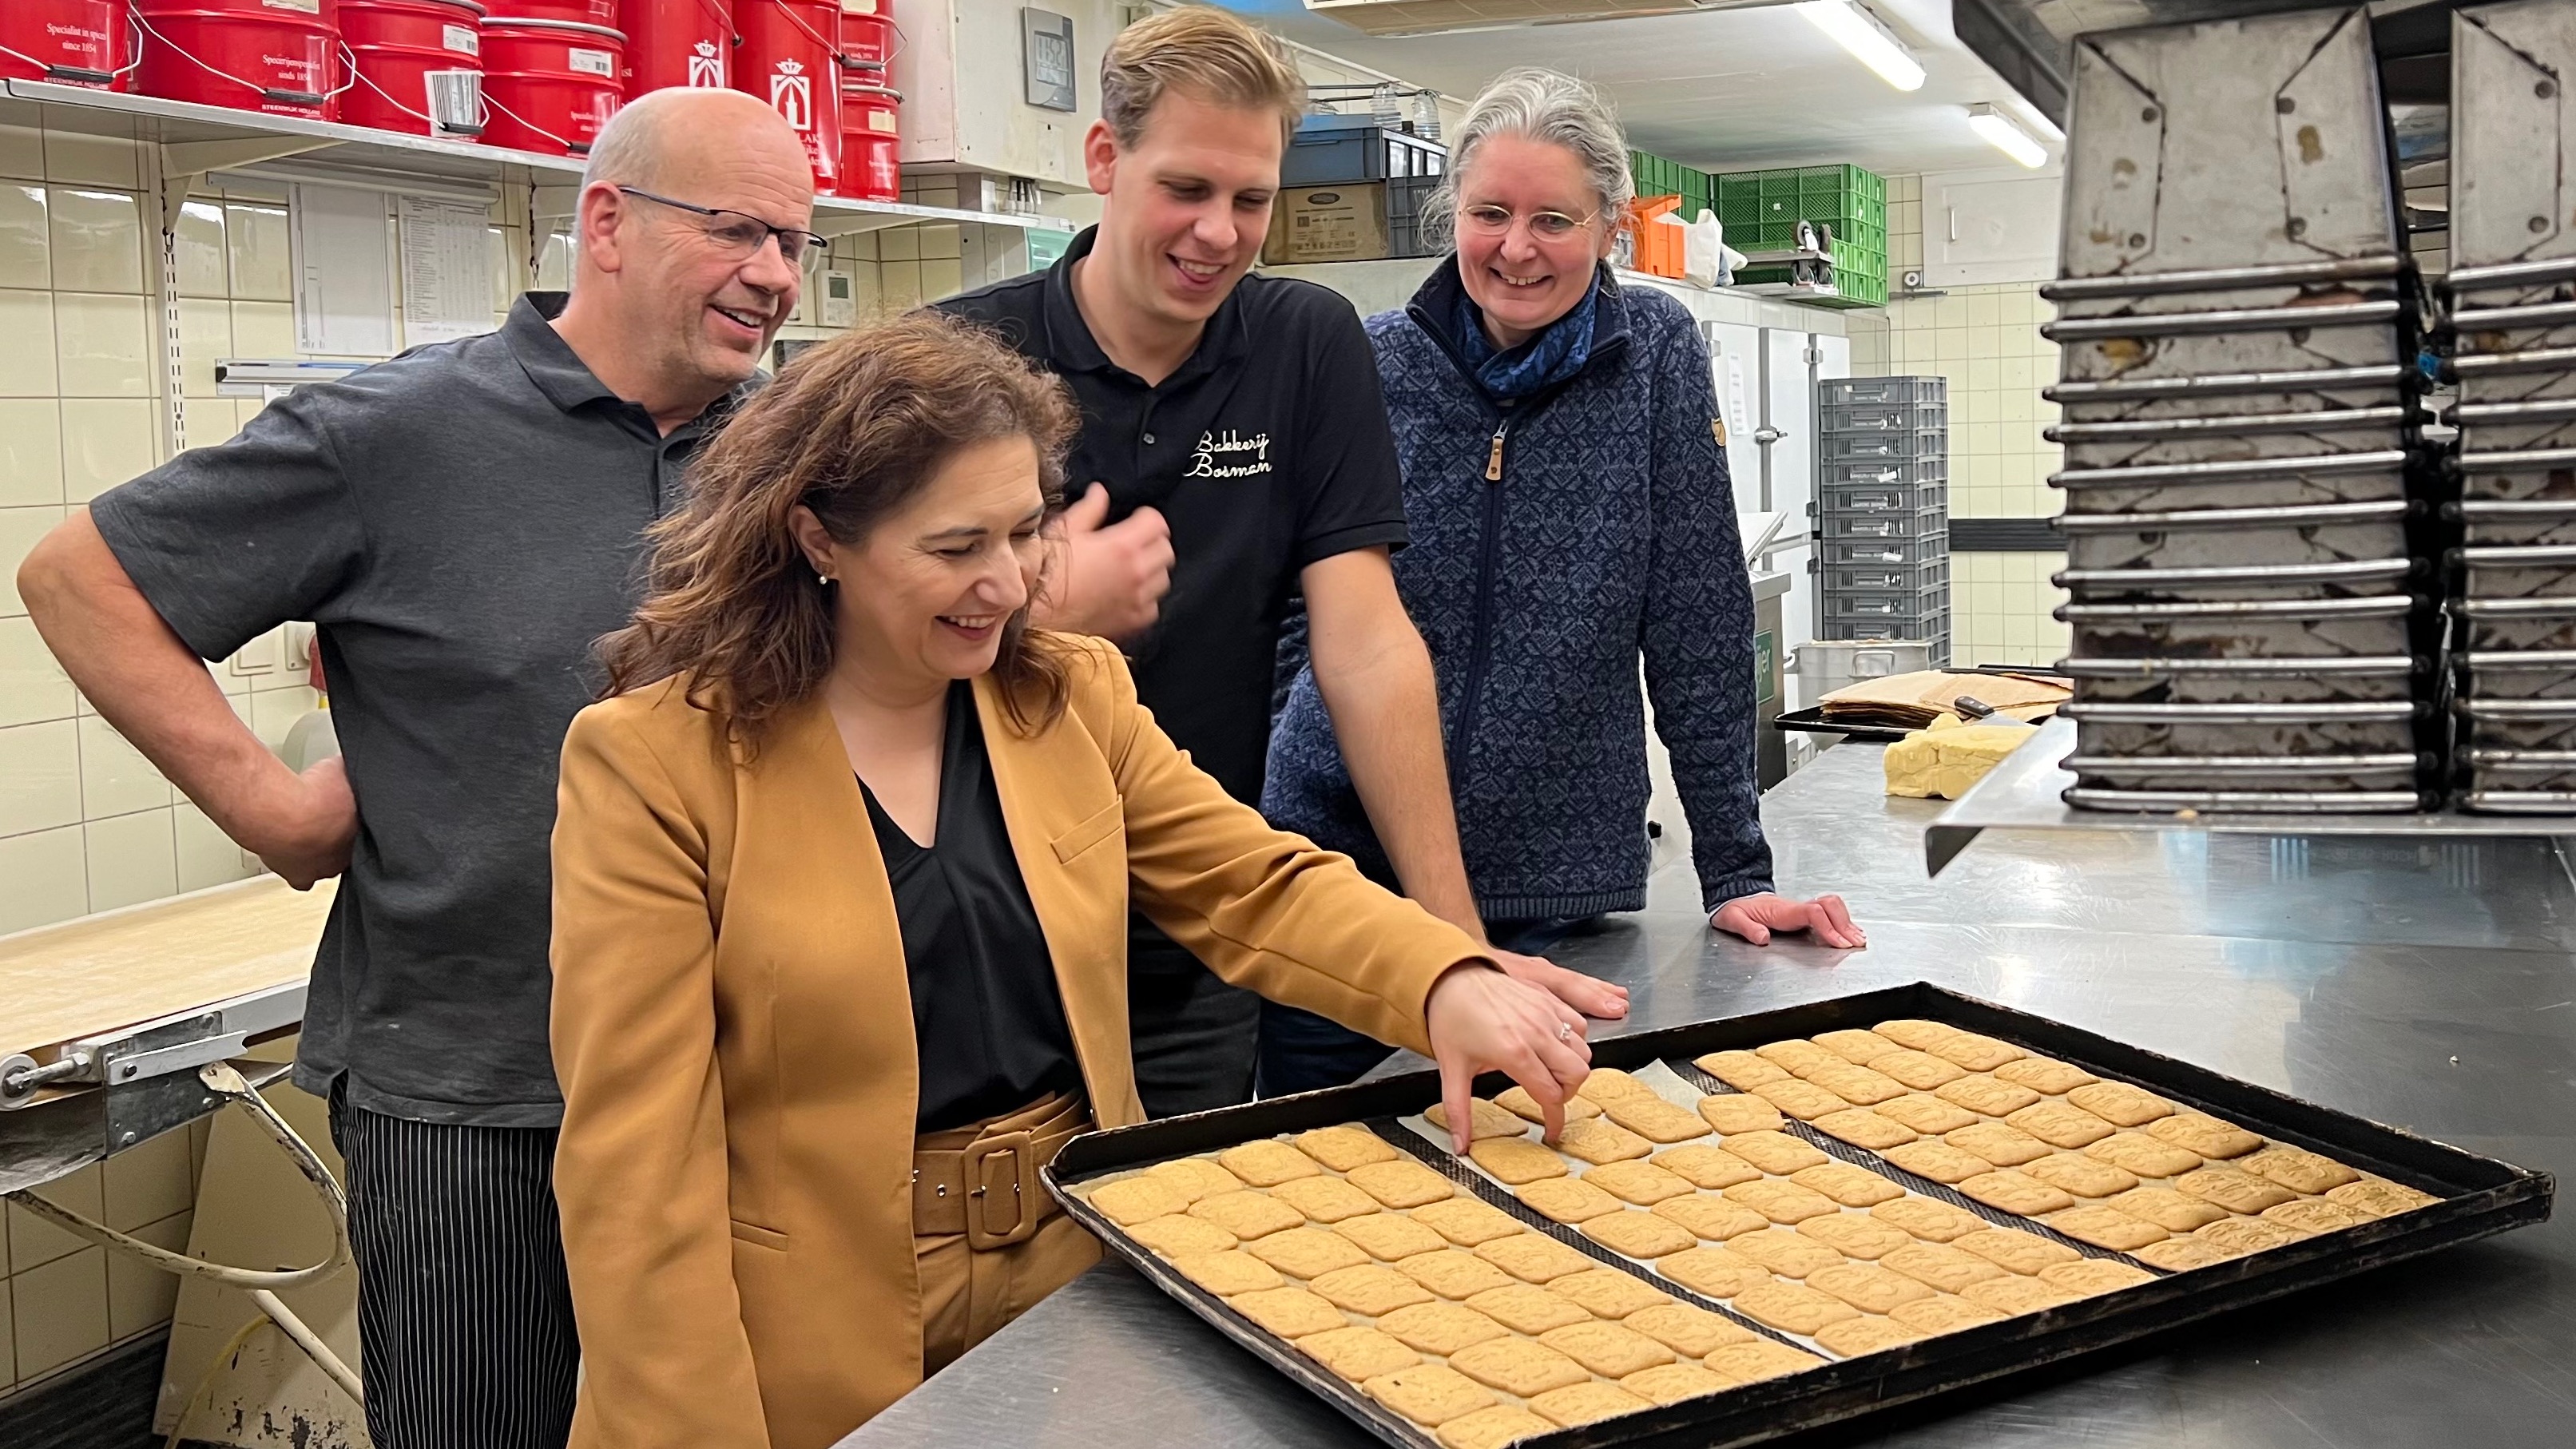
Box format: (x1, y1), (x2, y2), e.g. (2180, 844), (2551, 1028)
(227, 630), (278, 677)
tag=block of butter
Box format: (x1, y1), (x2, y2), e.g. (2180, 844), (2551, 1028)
(1883, 714), (2035, 800)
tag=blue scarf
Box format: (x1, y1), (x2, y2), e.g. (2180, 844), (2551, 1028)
(1454, 272), (1602, 403)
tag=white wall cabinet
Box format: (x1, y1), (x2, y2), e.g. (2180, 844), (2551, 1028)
(1922, 169), (2064, 287)
(892, 0), (1121, 186)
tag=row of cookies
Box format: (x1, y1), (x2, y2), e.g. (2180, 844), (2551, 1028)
(1694, 1019), (2438, 1272)
(1074, 1125), (1831, 1449)
(1431, 1070), (2161, 1360)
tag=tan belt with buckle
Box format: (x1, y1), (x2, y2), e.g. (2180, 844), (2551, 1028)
(913, 1094), (1089, 1250)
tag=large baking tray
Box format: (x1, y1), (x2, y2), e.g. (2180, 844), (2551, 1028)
(2454, 595), (2576, 651)
(1768, 708), (1909, 744)
(2050, 320), (2407, 392)
(2453, 445), (2576, 502)
(2450, 346), (2576, 405)
(2455, 649), (2576, 700)
(2061, 750), (2428, 793)
(2058, 654), (2418, 705)
(2055, 594), (2419, 660)
(2458, 746), (2576, 795)
(2048, 405), (2415, 474)
(2053, 558), (2418, 603)
(2062, 784), (2435, 812)
(2046, 363), (2413, 423)
(2449, 499), (2576, 546)
(2062, 699), (2424, 757)
(2051, 449), (2408, 514)
(2056, 501), (2411, 573)
(2456, 696), (2576, 752)
(1045, 984), (2550, 1449)
(2451, 544), (2576, 598)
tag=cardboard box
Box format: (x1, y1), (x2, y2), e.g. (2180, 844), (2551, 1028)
(1264, 184), (1392, 264)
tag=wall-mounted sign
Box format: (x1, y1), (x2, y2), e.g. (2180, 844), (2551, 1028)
(1022, 9), (1077, 113)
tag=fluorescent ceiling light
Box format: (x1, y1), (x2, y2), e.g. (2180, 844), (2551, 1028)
(1794, 0), (1925, 93)
(1968, 103), (2049, 168)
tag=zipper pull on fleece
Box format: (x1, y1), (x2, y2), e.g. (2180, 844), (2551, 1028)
(1485, 423), (1506, 482)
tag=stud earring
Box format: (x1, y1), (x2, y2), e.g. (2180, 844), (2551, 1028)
(816, 570), (832, 586)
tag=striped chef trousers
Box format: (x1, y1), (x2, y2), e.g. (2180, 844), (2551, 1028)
(334, 1094), (581, 1449)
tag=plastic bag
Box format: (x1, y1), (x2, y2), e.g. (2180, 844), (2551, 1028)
(1681, 208), (1746, 288)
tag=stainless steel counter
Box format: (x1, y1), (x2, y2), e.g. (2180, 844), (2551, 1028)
(840, 743), (2576, 1447)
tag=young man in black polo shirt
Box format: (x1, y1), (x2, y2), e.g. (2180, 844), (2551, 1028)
(939, 6), (1624, 1116)
(18, 92), (814, 1449)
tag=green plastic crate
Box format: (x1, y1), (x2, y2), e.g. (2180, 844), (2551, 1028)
(1717, 163), (1886, 238)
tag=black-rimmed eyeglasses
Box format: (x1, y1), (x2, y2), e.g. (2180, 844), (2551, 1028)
(617, 186), (829, 264)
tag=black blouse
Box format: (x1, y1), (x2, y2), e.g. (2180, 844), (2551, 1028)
(859, 683), (1082, 1133)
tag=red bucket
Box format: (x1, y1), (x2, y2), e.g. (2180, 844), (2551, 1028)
(0, 1), (132, 89)
(838, 80), (898, 202)
(837, 1), (893, 68)
(134, 0), (346, 121)
(486, 0), (610, 22)
(734, 0), (839, 193)
(343, 0), (483, 136)
(621, 0), (733, 95)
(479, 17), (622, 155)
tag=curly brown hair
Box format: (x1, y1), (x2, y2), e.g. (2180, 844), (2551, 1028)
(599, 312), (1080, 744)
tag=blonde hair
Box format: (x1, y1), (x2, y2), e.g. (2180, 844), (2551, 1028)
(1100, 6), (1305, 149)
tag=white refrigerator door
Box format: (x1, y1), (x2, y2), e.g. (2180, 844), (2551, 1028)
(1762, 328), (1820, 673)
(1702, 320), (1766, 514)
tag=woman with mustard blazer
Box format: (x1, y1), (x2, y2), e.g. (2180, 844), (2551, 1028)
(546, 315), (1596, 1449)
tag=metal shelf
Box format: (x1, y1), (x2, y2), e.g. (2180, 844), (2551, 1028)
(2, 78), (1064, 236)
(1923, 715), (2576, 875)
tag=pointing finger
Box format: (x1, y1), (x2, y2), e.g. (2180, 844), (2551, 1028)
(1439, 1053), (1475, 1155)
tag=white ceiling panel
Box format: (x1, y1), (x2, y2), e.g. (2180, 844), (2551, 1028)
(1224, 0), (2062, 177)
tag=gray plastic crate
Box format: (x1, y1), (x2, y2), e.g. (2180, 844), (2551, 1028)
(1822, 616), (1951, 665)
(1826, 557), (1949, 594)
(1823, 428), (1948, 462)
(1825, 588), (1949, 622)
(1819, 479), (1947, 516)
(1823, 534), (1951, 566)
(1823, 457), (1947, 490)
(1822, 510), (1949, 541)
(1820, 376), (1946, 407)
(1823, 401), (1950, 434)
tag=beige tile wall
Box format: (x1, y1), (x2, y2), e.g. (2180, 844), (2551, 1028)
(0, 113), (298, 953)
(1850, 174), (2070, 669)
(0, 105), (279, 1404)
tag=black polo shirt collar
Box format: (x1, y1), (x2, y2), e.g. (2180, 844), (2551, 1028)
(502, 292), (617, 413)
(1039, 226), (1251, 390)
(502, 291), (759, 440)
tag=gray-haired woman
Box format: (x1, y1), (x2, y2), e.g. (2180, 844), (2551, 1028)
(1260, 69), (1862, 1094)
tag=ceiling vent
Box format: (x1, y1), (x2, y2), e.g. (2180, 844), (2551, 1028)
(1304, 0), (1790, 41)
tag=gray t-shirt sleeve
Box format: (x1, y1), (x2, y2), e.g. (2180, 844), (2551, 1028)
(89, 389), (367, 662)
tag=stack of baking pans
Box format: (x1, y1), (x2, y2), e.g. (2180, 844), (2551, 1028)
(2443, 0), (2576, 814)
(2040, 6), (2435, 813)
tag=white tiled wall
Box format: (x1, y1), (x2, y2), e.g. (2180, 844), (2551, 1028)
(0, 103), (279, 1403)
(0, 111), (300, 955)
(1849, 174), (2070, 669)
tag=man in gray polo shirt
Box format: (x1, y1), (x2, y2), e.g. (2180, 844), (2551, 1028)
(18, 89), (813, 1449)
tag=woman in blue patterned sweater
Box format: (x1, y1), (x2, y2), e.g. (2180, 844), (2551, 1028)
(1260, 69), (1863, 1094)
